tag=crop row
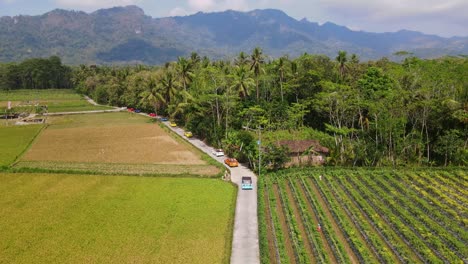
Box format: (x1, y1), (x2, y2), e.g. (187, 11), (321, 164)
(308, 175), (384, 263)
(358, 172), (462, 262)
(259, 169), (467, 264)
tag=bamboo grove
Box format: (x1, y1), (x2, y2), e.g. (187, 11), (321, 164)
(1, 50), (467, 167)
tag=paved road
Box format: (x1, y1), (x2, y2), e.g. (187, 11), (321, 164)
(160, 121), (260, 264)
(43, 96), (125, 116)
(43, 108), (125, 116)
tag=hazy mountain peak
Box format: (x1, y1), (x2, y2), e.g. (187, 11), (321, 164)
(92, 5), (145, 16)
(0, 6), (466, 64)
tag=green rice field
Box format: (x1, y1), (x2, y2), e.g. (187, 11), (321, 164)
(0, 124), (43, 166)
(0, 89), (112, 113)
(0, 173), (236, 263)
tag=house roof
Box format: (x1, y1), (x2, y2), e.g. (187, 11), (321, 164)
(277, 140), (329, 154)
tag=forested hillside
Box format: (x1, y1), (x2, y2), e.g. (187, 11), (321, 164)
(1, 51), (466, 167)
(1, 6), (467, 64)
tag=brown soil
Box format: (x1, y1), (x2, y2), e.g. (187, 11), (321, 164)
(322, 179), (383, 263)
(23, 124), (205, 165)
(306, 178), (359, 264)
(264, 187), (279, 264)
(284, 181), (316, 263)
(295, 179), (337, 263)
(272, 184), (297, 264)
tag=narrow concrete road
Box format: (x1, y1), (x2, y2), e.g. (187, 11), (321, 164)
(43, 108), (125, 116)
(160, 121), (260, 264)
(84, 95), (99, 106)
(43, 96), (125, 116)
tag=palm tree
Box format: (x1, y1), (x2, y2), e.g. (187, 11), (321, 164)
(250, 47), (264, 101)
(160, 71), (179, 106)
(176, 57), (194, 101)
(140, 76), (166, 115)
(336, 50), (348, 80)
(190, 52), (201, 66)
(235, 51), (248, 67)
(230, 66), (254, 99)
(275, 56), (288, 102)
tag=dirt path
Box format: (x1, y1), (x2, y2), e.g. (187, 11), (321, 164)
(284, 181), (316, 263)
(84, 95), (98, 106)
(272, 184), (297, 264)
(296, 179), (337, 263)
(264, 186), (280, 264)
(306, 178), (359, 264)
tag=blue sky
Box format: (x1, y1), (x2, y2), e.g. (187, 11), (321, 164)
(0, 0), (467, 37)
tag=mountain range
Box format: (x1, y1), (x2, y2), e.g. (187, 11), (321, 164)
(0, 5), (467, 65)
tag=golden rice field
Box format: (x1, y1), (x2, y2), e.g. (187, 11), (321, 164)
(16, 112), (220, 176)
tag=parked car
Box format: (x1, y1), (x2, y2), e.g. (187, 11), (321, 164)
(134, 109), (141, 113)
(149, 113), (157, 117)
(184, 131), (193, 138)
(224, 158), (239, 167)
(127, 107), (134, 112)
(212, 149), (224, 157)
(169, 121), (177, 127)
(241, 176), (253, 190)
(160, 117), (168, 121)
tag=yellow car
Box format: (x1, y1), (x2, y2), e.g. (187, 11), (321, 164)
(184, 131), (193, 138)
(169, 121), (177, 127)
(224, 158), (239, 167)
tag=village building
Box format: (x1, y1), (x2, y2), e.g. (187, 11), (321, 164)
(276, 140), (329, 166)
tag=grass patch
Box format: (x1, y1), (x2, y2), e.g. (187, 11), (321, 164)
(0, 173), (235, 263)
(0, 124), (44, 166)
(13, 161), (219, 176)
(0, 89), (112, 113)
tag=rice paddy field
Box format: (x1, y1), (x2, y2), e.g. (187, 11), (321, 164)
(0, 89), (112, 113)
(0, 123), (43, 166)
(0, 173), (236, 263)
(15, 112), (220, 176)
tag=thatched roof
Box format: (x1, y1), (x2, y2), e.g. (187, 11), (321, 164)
(277, 140), (329, 154)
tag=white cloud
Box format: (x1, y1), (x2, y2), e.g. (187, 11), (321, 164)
(55, 0), (142, 9)
(169, 7), (189, 16)
(188, 0), (215, 10)
(221, 0), (248, 10)
(182, 0), (250, 12)
(313, 0), (468, 36)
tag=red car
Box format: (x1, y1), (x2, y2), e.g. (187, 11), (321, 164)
(127, 107), (135, 112)
(149, 113), (157, 117)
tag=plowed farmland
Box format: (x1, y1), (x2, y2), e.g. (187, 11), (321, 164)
(258, 168), (468, 264)
(16, 112), (220, 176)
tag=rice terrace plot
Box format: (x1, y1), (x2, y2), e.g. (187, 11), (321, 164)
(0, 173), (235, 263)
(15, 112), (220, 176)
(0, 89), (112, 113)
(0, 124), (43, 166)
(258, 168), (468, 264)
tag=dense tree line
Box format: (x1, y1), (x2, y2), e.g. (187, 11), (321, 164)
(0, 56), (72, 90)
(2, 51), (467, 167)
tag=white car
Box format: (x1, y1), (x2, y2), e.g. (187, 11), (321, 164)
(212, 149), (224, 157)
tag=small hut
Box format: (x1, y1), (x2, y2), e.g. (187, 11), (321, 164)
(277, 140), (329, 166)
